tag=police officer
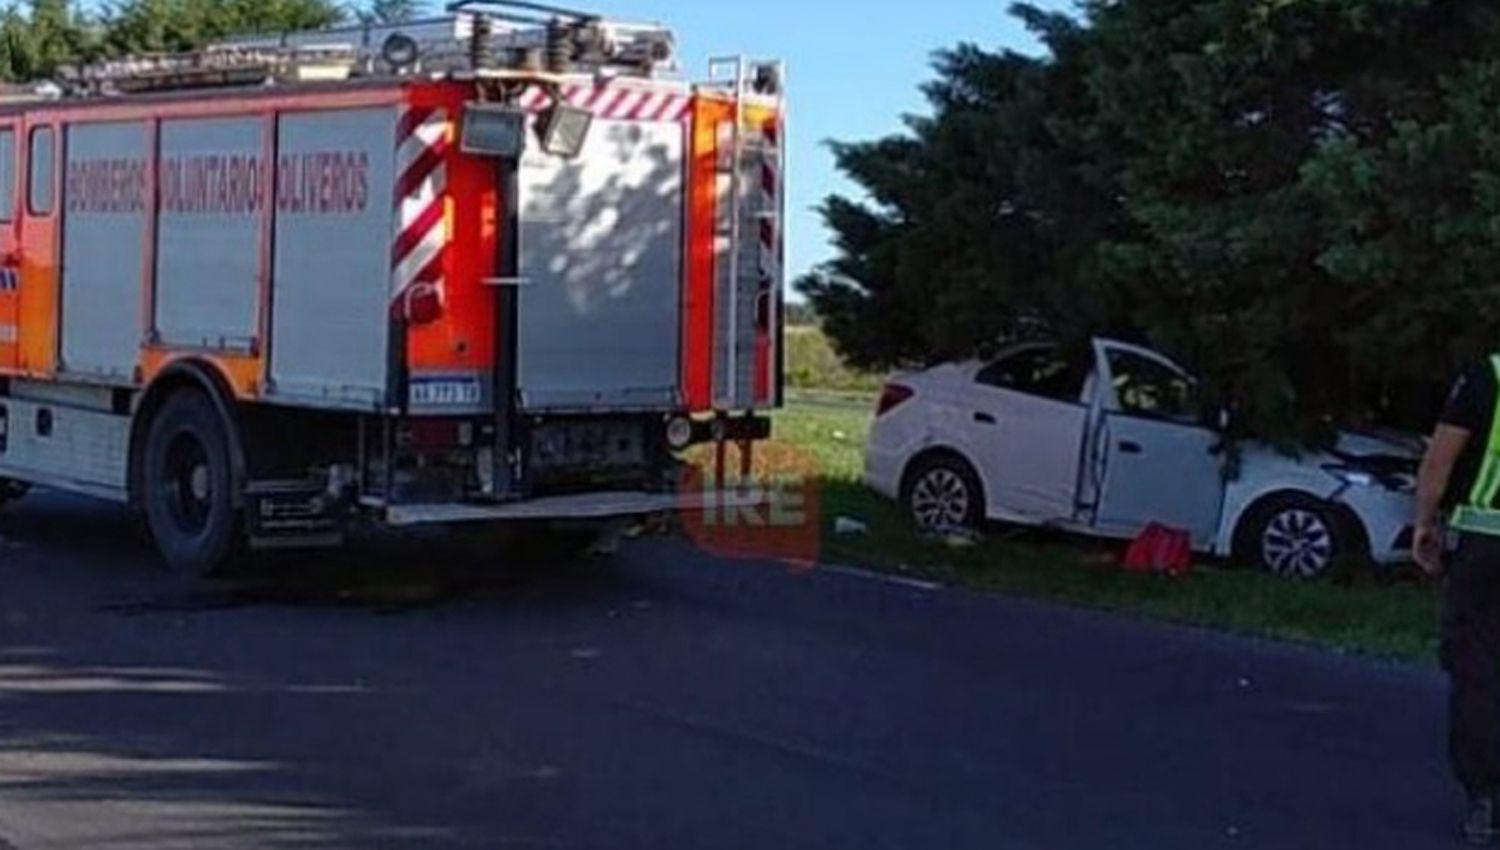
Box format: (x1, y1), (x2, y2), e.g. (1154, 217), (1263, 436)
(1418, 357), (1500, 844)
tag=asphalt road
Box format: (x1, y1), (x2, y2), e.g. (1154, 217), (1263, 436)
(0, 491), (1463, 849)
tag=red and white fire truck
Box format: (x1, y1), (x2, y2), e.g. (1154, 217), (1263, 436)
(0, 1), (785, 573)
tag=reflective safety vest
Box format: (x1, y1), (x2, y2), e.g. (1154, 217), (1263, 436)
(1452, 356), (1500, 536)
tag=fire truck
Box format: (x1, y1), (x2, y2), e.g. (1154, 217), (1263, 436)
(0, 1), (785, 573)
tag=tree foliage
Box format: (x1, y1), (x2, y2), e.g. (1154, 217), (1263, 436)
(360, 0), (423, 25)
(0, 0), (410, 81)
(801, 0), (1500, 441)
(100, 0), (345, 56)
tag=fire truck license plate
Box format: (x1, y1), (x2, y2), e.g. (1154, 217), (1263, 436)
(409, 378), (483, 408)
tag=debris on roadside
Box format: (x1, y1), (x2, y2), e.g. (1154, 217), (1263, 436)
(936, 528), (982, 549)
(834, 517), (870, 536)
(1121, 523), (1194, 577)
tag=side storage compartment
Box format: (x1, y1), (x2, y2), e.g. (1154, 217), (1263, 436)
(268, 107), (398, 410)
(153, 116), (265, 353)
(59, 120), (151, 382)
(0, 382), (130, 501)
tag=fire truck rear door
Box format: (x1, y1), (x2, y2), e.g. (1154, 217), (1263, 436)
(514, 116), (685, 412)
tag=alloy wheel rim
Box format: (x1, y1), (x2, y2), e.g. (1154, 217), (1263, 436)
(911, 468), (972, 531)
(1261, 508), (1334, 578)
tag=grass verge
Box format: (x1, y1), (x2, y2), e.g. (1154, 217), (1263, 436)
(773, 391), (1441, 664)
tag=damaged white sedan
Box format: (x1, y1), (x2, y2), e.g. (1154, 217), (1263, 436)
(865, 339), (1419, 578)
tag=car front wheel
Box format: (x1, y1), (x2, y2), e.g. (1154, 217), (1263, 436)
(1235, 494), (1362, 579)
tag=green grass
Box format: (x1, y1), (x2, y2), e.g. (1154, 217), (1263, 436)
(773, 392), (1441, 664)
(783, 326), (888, 395)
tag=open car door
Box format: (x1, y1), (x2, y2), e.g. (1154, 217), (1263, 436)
(1090, 341), (1225, 548)
(969, 344), (1094, 523)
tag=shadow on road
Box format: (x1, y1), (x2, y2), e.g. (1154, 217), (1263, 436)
(0, 490), (636, 614)
(0, 492), (654, 848)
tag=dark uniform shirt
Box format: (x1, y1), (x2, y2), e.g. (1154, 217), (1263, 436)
(1441, 362), (1500, 509)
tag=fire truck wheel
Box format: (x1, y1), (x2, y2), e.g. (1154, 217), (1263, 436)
(141, 390), (240, 576)
(0, 479), (29, 507)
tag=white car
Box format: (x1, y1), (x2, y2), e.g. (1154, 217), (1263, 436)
(865, 338), (1419, 578)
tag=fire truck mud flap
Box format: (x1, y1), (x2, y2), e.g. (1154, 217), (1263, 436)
(383, 490), (766, 526)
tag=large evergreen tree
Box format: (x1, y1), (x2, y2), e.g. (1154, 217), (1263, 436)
(0, 0), (97, 81)
(802, 0), (1500, 442)
(102, 0), (344, 55)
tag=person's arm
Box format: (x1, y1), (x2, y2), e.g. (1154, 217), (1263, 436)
(1415, 425), (1472, 575)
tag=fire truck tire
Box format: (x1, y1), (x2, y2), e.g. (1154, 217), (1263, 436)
(141, 389), (241, 576)
(0, 479), (29, 507)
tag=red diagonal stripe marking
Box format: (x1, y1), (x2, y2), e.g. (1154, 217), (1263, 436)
(648, 96), (677, 122)
(393, 136), (450, 203)
(626, 93), (654, 121)
(583, 85), (610, 109)
(411, 246), (447, 285)
(396, 107), (437, 143)
(601, 88), (631, 119)
(392, 200), (446, 265)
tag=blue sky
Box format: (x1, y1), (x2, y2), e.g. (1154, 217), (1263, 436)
(599, 0), (1065, 284)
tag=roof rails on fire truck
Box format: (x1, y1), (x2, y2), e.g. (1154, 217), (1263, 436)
(61, 0), (679, 97)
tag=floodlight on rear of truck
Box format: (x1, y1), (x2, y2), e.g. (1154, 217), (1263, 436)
(460, 102), (527, 158)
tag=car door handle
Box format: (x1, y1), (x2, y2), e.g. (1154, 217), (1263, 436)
(974, 412), (997, 425)
(1118, 440), (1143, 455)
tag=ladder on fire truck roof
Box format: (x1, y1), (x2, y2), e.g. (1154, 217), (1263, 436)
(62, 0), (680, 97)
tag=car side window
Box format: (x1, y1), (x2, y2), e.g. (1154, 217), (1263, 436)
(1107, 350), (1199, 423)
(976, 347), (1090, 403)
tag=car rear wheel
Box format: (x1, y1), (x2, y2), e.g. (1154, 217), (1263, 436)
(1234, 494), (1362, 580)
(902, 454), (983, 533)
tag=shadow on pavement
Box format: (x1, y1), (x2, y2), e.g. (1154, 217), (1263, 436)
(0, 492), (646, 848)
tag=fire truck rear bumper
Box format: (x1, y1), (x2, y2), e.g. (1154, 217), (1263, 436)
(382, 489), (764, 527)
